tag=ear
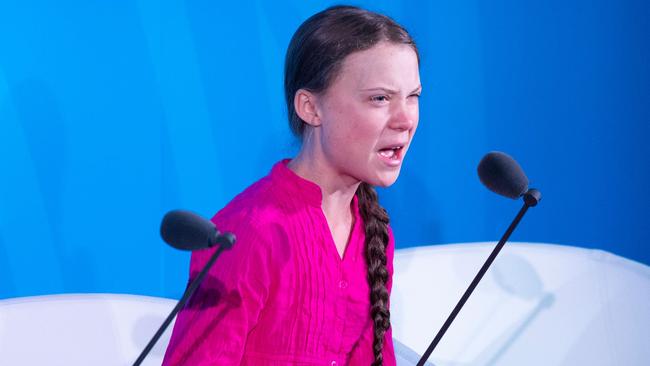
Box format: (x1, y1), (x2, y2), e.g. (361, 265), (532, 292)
(293, 89), (322, 127)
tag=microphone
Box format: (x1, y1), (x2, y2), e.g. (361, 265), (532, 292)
(477, 151), (541, 206)
(160, 210), (235, 251)
(417, 152), (542, 366)
(133, 210), (236, 366)
(477, 151), (528, 199)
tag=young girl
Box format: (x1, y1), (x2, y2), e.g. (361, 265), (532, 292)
(162, 5), (420, 365)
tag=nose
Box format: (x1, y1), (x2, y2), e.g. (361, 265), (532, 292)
(389, 99), (417, 131)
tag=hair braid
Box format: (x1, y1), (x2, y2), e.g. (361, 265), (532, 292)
(356, 182), (390, 366)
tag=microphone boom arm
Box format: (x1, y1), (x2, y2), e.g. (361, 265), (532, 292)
(132, 233), (236, 366)
(417, 189), (541, 366)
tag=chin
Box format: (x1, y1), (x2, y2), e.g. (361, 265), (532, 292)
(368, 170), (401, 188)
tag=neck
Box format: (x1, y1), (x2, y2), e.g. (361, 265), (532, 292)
(287, 142), (361, 220)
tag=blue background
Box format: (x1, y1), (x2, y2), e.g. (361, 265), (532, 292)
(1, 0), (648, 300)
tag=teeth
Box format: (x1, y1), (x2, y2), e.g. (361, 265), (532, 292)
(379, 149), (396, 158)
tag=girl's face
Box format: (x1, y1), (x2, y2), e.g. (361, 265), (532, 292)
(313, 42), (421, 188)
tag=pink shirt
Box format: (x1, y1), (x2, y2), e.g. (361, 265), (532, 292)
(162, 160), (396, 365)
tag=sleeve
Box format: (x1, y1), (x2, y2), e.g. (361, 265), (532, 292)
(347, 225), (397, 366)
(161, 212), (277, 366)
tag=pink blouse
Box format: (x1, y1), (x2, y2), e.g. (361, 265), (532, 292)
(162, 160), (396, 365)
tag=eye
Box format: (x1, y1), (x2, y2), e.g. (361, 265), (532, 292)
(371, 95), (390, 104)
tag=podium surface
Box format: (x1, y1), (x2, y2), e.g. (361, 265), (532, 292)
(1, 242), (648, 365)
(0, 293), (175, 366)
(391, 242), (650, 366)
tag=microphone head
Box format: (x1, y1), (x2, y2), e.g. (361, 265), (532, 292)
(160, 210), (218, 251)
(477, 151), (529, 199)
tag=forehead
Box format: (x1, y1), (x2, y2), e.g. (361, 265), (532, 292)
(334, 42), (420, 89)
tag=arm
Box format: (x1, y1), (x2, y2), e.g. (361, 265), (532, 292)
(161, 213), (275, 366)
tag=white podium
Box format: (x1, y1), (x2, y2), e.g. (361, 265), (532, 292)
(391, 242), (650, 366)
(0, 293), (175, 366)
(1, 242), (648, 365)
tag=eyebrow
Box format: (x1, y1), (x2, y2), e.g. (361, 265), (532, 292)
(359, 85), (422, 94)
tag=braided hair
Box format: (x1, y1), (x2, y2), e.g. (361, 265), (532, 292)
(356, 182), (391, 365)
(284, 6), (418, 364)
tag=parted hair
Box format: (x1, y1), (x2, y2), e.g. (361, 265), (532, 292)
(283, 5), (418, 365)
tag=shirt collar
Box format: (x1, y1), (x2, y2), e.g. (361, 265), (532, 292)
(271, 159), (323, 207)
(271, 159), (364, 262)
(270, 159), (361, 216)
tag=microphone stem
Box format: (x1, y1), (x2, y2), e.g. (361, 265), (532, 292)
(133, 244), (229, 366)
(417, 201), (532, 366)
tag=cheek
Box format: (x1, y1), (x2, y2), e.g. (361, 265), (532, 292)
(409, 106), (420, 132)
(322, 119), (356, 153)
(349, 115), (385, 147)
(320, 98), (386, 153)
(410, 102), (420, 120)
(327, 108), (377, 143)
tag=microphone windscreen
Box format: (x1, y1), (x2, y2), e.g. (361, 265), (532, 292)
(160, 210), (218, 250)
(477, 151), (529, 199)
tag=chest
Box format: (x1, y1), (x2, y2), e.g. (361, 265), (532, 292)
(330, 224), (354, 259)
(267, 212), (370, 310)
(261, 241), (372, 348)
(323, 207), (357, 260)
(245, 206), (373, 355)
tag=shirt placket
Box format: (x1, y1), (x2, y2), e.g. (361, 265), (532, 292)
(330, 260), (350, 366)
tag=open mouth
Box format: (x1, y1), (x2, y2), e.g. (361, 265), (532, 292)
(379, 146), (402, 159)
(377, 145), (405, 164)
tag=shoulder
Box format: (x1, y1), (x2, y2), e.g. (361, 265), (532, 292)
(210, 172), (290, 251)
(189, 174), (290, 274)
(214, 174), (276, 221)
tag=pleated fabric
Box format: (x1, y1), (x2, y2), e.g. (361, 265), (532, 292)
(162, 160), (395, 366)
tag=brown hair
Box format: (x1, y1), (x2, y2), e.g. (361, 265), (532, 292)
(284, 5), (418, 365)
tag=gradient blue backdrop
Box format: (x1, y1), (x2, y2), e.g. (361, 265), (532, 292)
(1, 0), (648, 300)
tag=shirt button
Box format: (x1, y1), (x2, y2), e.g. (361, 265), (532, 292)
(331, 361), (338, 366)
(338, 280), (348, 289)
